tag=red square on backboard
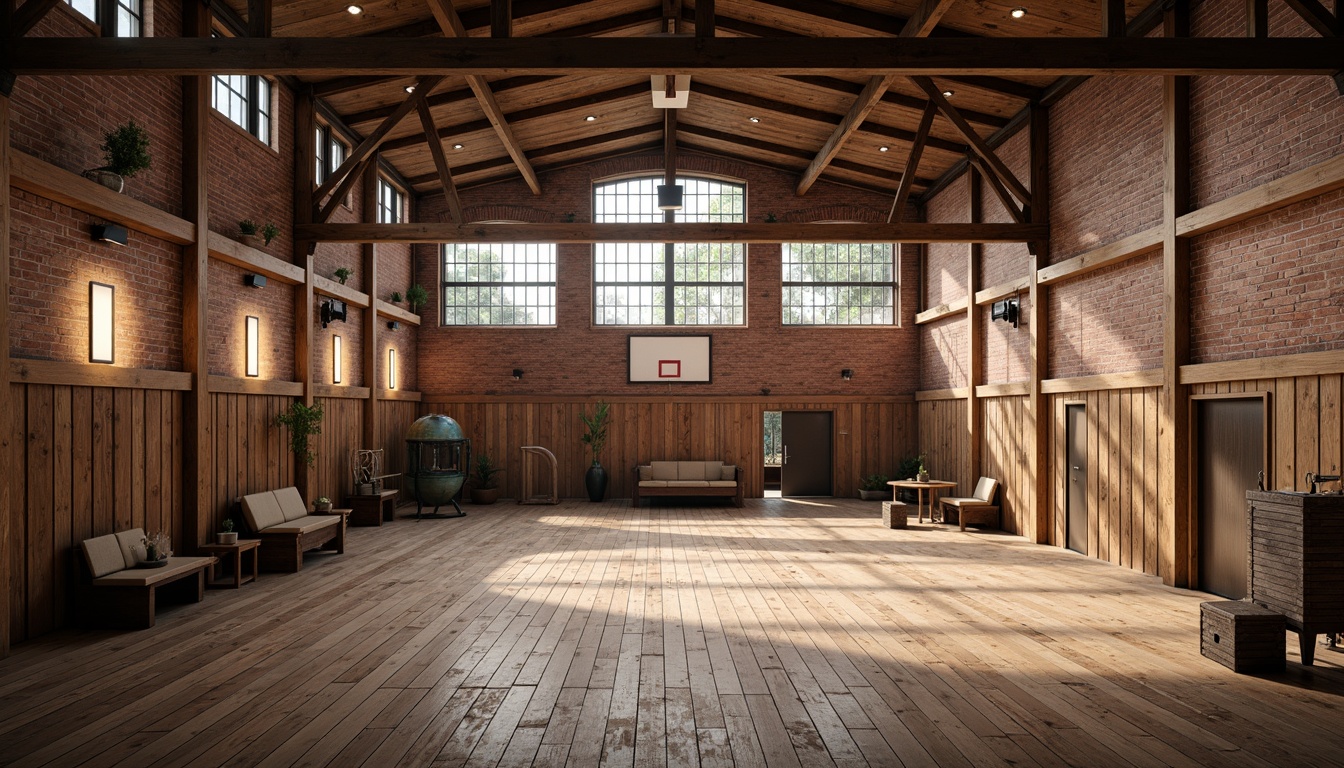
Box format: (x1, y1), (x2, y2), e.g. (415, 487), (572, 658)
(658, 360), (681, 378)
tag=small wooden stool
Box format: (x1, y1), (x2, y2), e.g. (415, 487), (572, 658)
(1201, 600), (1285, 673)
(881, 501), (910, 529)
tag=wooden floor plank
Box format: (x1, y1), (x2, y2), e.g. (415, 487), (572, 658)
(1, 500), (1343, 768)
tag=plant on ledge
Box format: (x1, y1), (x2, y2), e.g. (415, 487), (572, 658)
(275, 400), (324, 467)
(334, 267), (352, 285)
(238, 219), (259, 238)
(405, 283), (429, 313)
(84, 120), (153, 192)
(579, 401), (611, 502)
(390, 291), (403, 303)
(261, 222), (280, 245)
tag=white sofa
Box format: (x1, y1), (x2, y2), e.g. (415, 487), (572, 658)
(632, 460), (744, 508)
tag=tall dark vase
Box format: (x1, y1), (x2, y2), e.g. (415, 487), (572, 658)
(585, 462), (608, 502)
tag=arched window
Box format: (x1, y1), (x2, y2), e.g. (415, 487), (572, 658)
(592, 176), (746, 326)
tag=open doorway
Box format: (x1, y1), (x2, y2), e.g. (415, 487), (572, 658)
(763, 411), (782, 497)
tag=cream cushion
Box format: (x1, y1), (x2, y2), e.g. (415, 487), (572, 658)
(274, 486), (309, 521)
(264, 515), (342, 535)
(668, 480), (711, 487)
(83, 534), (128, 578)
(114, 528), (148, 567)
(651, 461), (679, 481)
(691, 461), (723, 481)
(242, 491), (285, 532)
(638, 466), (653, 480)
(707, 480), (738, 488)
(638, 480), (669, 487)
(720, 465), (736, 481)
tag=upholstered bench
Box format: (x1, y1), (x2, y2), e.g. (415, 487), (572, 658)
(78, 528), (216, 629)
(632, 460), (744, 508)
(241, 487), (345, 573)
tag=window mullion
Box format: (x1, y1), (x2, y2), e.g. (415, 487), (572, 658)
(663, 242), (675, 326)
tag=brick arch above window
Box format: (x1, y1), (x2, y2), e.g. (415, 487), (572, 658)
(584, 152), (753, 187)
(461, 205), (556, 224)
(781, 205), (888, 224)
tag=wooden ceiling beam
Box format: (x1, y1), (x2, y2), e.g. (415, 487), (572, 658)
(1283, 0), (1338, 36)
(889, 103), (936, 223)
(415, 98), (464, 223)
(796, 75), (897, 195)
(317, 154), (374, 223)
(782, 75), (1010, 129)
(12, 0), (60, 37)
(911, 75), (1031, 206)
(938, 75), (1044, 101)
(969, 155), (1029, 224)
(1247, 0), (1269, 37)
(1103, 0), (1127, 37)
(10, 38), (1339, 76)
(900, 0), (956, 38)
(295, 221), (1047, 244)
(456, 140), (664, 191)
(343, 75), (552, 125)
(426, 0), (541, 195)
(247, 0), (273, 38)
(491, 0), (511, 38)
(406, 123), (664, 185)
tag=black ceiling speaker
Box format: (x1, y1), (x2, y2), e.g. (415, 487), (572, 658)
(657, 184), (683, 211)
(244, 274), (267, 288)
(91, 224), (128, 246)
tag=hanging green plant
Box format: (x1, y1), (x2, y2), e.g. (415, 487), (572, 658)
(275, 401), (324, 467)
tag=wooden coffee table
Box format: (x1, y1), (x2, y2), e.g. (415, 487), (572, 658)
(347, 490), (399, 526)
(199, 539), (261, 589)
(887, 480), (958, 524)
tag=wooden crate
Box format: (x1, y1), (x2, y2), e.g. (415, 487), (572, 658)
(1246, 490), (1344, 665)
(1200, 600), (1285, 673)
(881, 501), (910, 529)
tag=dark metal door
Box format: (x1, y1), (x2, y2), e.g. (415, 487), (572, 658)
(1197, 398), (1263, 599)
(781, 412), (832, 496)
(1066, 404), (1088, 554)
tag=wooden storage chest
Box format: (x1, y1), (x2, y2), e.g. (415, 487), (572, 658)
(1245, 490), (1344, 665)
(1200, 600), (1285, 673)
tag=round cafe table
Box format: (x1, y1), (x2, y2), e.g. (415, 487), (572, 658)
(887, 479), (958, 524)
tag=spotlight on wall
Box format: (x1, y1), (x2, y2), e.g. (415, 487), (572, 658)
(512, 368), (524, 380)
(245, 316), (260, 378)
(89, 281), (115, 364)
(244, 273), (267, 289)
(387, 320), (401, 330)
(320, 299), (348, 328)
(332, 335), (343, 384)
(91, 223), (128, 246)
(991, 298), (1020, 328)
(657, 184), (683, 211)
(841, 369), (854, 381)
(388, 348), (397, 390)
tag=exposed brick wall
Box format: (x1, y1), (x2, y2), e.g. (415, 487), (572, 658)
(924, 174), (968, 308)
(375, 244), (415, 303)
(9, 190), (184, 369)
(414, 152), (921, 396)
(1190, 0), (1344, 209)
(1048, 75), (1163, 262)
(207, 90), (296, 261)
(1191, 188), (1344, 363)
(920, 315), (967, 390)
(313, 305), (366, 389)
(206, 260), (297, 379)
(982, 297), (1031, 385)
(1048, 253), (1163, 379)
(384, 319), (418, 392)
(14, 5), (185, 217)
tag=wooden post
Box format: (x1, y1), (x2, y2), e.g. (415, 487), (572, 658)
(1246, 0), (1269, 37)
(247, 0), (272, 38)
(695, 0), (714, 37)
(967, 169), (982, 492)
(1028, 103), (1051, 545)
(490, 0), (511, 37)
(182, 0), (212, 551)
(0, 92), (13, 656)
(362, 161), (379, 455)
(1103, 0), (1127, 36)
(1161, 1), (1192, 587)
(293, 89), (317, 501)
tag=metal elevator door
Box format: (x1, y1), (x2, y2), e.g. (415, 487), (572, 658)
(1066, 404), (1088, 554)
(1196, 398), (1263, 599)
(781, 412), (832, 497)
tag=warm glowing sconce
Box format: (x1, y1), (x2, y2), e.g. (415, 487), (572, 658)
(332, 335), (343, 384)
(388, 348), (397, 390)
(89, 281), (115, 363)
(245, 316), (260, 377)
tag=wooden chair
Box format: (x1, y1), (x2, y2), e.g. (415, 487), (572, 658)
(939, 477), (1000, 531)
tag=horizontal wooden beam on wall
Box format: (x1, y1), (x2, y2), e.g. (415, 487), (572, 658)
(314, 384), (372, 399)
(422, 393), (916, 404)
(976, 381), (1030, 397)
(1040, 369), (1162, 393)
(9, 358), (193, 390)
(914, 387), (969, 401)
(1180, 349), (1344, 385)
(313, 275), (371, 309)
(295, 222), (1048, 244)
(207, 232), (306, 285)
(975, 277), (1029, 306)
(1036, 227), (1164, 286)
(1175, 152), (1344, 238)
(9, 37), (1341, 76)
(914, 297), (969, 324)
(376, 301), (421, 326)
(379, 389), (422, 402)
(207, 375), (304, 397)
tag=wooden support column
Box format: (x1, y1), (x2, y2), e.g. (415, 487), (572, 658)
(294, 88), (318, 501)
(1247, 0), (1269, 37)
(1160, 1), (1192, 587)
(490, 0), (511, 37)
(967, 169), (983, 489)
(182, 0), (212, 550)
(361, 162), (379, 453)
(247, 0), (272, 37)
(1028, 103), (1050, 545)
(1103, 0), (1127, 36)
(695, 0), (714, 37)
(0, 92), (13, 656)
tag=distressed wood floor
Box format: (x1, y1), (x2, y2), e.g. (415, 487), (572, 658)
(3, 498), (1344, 767)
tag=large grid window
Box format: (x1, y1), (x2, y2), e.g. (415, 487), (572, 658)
(593, 176), (746, 325)
(378, 179), (406, 224)
(315, 123), (348, 186)
(442, 243), (557, 326)
(65, 0), (143, 37)
(782, 242), (898, 325)
(212, 71), (272, 144)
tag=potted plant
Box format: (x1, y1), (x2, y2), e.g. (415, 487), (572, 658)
(859, 473), (889, 500)
(314, 496), (333, 513)
(405, 284), (429, 314)
(85, 120), (152, 192)
(334, 267), (352, 285)
(275, 400), (324, 467)
(917, 454), (930, 483)
(390, 290), (403, 304)
(261, 222), (280, 246)
(469, 454), (503, 505)
(579, 401), (610, 502)
(894, 455), (922, 501)
(217, 518), (238, 545)
(140, 531), (172, 567)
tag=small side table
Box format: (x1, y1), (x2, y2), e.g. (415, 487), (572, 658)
(200, 539), (261, 589)
(347, 490), (399, 526)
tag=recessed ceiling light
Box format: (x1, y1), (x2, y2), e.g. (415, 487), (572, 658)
(346, 4), (363, 14)
(878, 146), (889, 152)
(748, 116), (761, 123)
(584, 115), (597, 122)
(453, 143), (464, 150)
(942, 89), (954, 97)
(404, 85), (416, 94)
(1010, 7), (1027, 18)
